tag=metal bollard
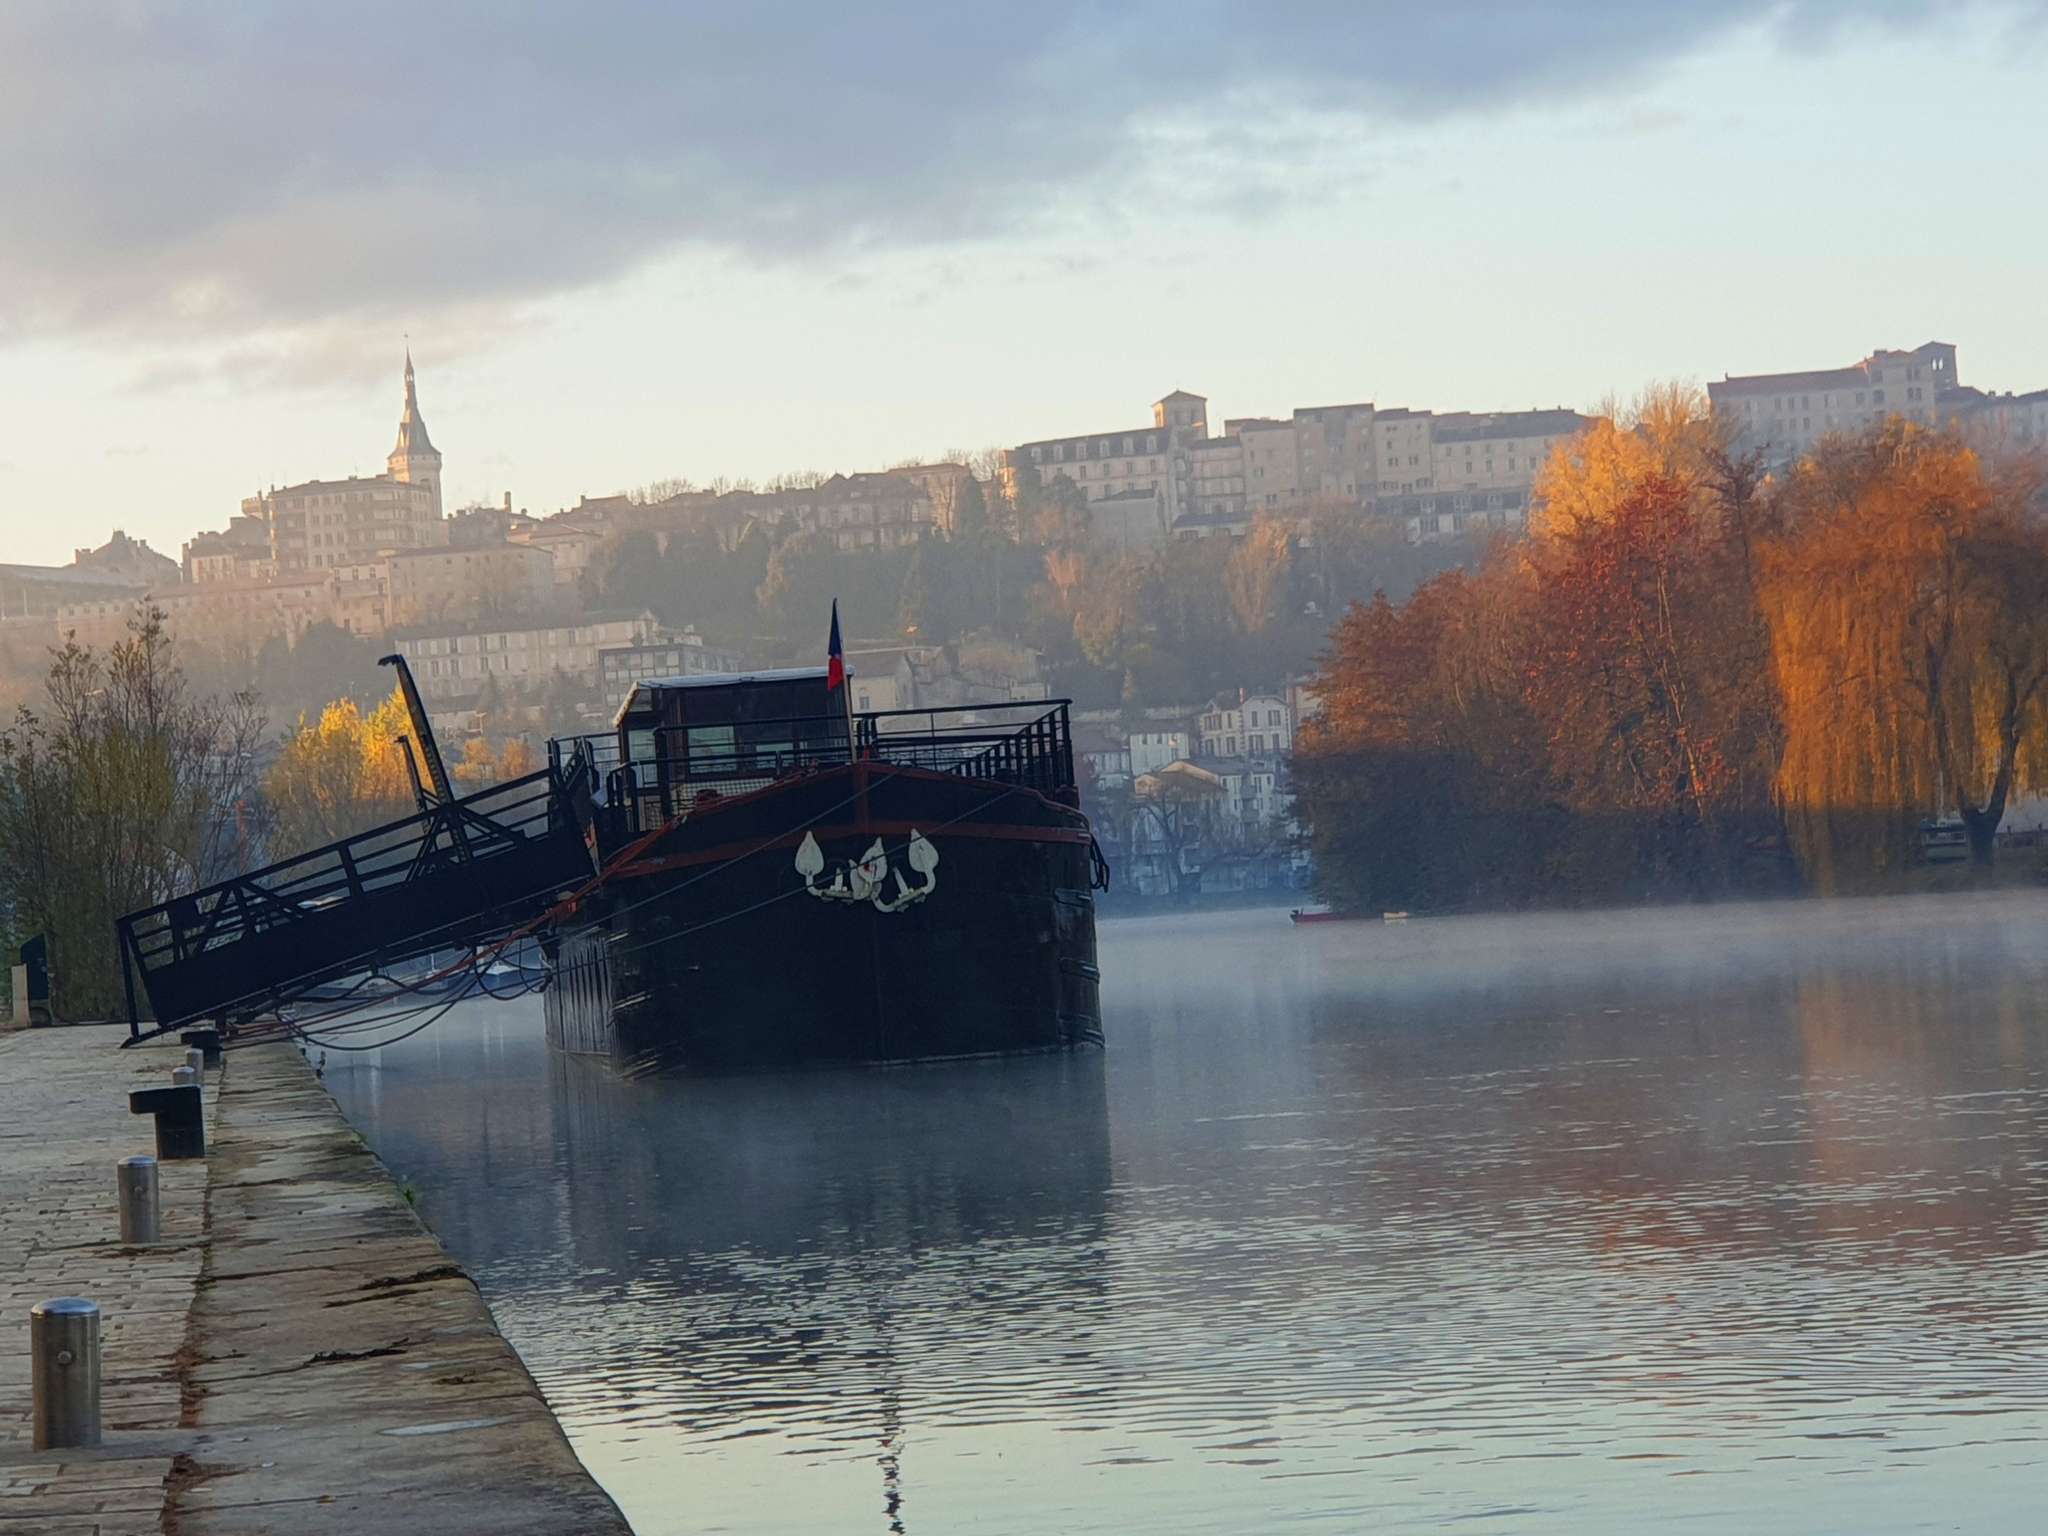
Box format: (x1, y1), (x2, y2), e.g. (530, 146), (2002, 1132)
(129, 1085), (204, 1160)
(31, 1298), (102, 1450)
(184, 1047), (206, 1075)
(170, 1064), (196, 1088)
(117, 1155), (160, 1244)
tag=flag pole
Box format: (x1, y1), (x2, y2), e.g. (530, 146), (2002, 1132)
(827, 599), (855, 764)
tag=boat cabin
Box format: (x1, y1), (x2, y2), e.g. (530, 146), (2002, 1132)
(609, 666), (853, 819)
(547, 665), (1079, 850)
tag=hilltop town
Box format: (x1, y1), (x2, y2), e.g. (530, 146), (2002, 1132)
(2, 340), (2043, 902)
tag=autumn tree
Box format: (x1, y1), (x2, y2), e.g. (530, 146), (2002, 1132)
(452, 735), (540, 789)
(1763, 425), (2048, 882)
(264, 690), (418, 850)
(1530, 383), (1730, 540)
(1522, 475), (1778, 888)
(1224, 518), (1293, 636)
(0, 607), (265, 1016)
(1293, 571), (1552, 912)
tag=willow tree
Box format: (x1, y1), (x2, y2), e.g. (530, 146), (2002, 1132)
(1763, 426), (2048, 884)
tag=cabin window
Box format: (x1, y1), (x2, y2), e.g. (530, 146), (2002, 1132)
(688, 724), (736, 772)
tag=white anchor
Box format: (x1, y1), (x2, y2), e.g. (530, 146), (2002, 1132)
(795, 830), (939, 912)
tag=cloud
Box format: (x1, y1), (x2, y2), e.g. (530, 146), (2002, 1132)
(0, 1), (2026, 357)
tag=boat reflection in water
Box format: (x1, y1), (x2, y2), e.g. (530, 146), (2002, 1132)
(330, 1007), (1111, 1532)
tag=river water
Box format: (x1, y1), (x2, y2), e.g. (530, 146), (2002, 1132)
(322, 894), (2048, 1534)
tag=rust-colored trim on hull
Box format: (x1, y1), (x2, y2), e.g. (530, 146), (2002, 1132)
(612, 819), (1091, 879)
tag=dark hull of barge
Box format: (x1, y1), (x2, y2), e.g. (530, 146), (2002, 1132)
(543, 761), (1102, 1076)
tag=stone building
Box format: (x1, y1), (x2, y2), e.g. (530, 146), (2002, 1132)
(1009, 388), (1585, 545)
(2, 530), (179, 625)
(1948, 386), (2048, 451)
(182, 515), (274, 584)
(222, 354), (449, 580)
(1708, 341), (1960, 461)
(383, 543), (556, 629)
(1198, 691), (1294, 759)
(56, 574), (340, 652)
(1003, 391), (1209, 532)
(783, 473), (935, 551)
(72, 530), (180, 586)
(598, 628), (751, 711)
(394, 611), (662, 703)
(892, 463), (976, 533)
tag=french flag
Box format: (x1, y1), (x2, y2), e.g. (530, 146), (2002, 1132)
(825, 600), (845, 692)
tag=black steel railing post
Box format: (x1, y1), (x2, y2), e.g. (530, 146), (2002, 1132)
(338, 845), (366, 901)
(657, 727), (677, 825)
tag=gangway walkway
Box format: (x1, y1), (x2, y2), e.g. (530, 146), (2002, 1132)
(118, 758), (597, 1042)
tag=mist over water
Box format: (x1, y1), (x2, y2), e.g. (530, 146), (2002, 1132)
(323, 893), (2048, 1534)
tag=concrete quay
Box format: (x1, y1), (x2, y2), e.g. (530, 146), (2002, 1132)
(1, 1025), (632, 1535)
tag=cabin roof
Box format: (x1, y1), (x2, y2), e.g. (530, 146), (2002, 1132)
(614, 665), (834, 724)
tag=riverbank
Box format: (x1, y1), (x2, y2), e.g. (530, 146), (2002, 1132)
(0, 1025), (631, 1534)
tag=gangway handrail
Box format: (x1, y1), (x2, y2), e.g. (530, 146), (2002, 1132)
(117, 747), (598, 1040)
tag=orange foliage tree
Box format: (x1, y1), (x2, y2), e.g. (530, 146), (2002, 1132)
(1762, 426), (2048, 885)
(1294, 407), (2045, 909)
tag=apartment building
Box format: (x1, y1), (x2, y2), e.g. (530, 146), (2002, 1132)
(0, 530), (181, 626)
(56, 574), (340, 652)
(395, 611), (661, 703)
(1944, 386), (2048, 452)
(599, 628), (751, 710)
(512, 519), (606, 589)
(1235, 418), (1302, 515)
(1707, 341), (1959, 460)
(1003, 391), (1209, 531)
(893, 462), (975, 533)
(1292, 402), (1379, 501)
(1188, 436), (1249, 525)
(1198, 692), (1294, 758)
(183, 515), (274, 583)
(1011, 387), (1585, 546)
(383, 543), (556, 628)
(784, 473), (935, 551)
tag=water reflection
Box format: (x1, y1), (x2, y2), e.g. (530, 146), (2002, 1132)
(326, 892), (2048, 1534)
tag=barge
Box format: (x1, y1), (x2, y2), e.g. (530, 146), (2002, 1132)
(543, 666), (1105, 1074)
(116, 649), (1105, 1077)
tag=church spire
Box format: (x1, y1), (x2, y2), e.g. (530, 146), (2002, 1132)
(391, 346), (436, 459)
(388, 347), (443, 517)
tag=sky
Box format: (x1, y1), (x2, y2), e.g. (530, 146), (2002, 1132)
(2, 1), (2045, 567)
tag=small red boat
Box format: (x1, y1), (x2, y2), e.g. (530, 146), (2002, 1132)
(1289, 907), (1364, 925)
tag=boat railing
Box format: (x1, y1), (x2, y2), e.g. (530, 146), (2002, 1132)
(580, 700), (1076, 837)
(856, 702), (1075, 797)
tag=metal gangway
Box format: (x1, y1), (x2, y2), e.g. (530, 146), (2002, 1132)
(117, 658), (599, 1043)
